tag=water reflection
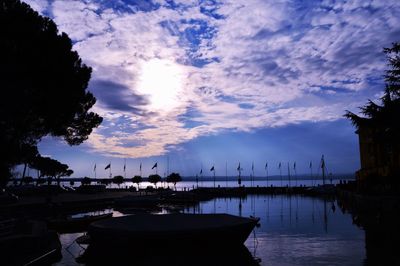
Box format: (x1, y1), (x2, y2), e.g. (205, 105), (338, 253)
(182, 195), (365, 265)
(338, 197), (400, 265)
(79, 244), (260, 266)
(55, 195), (366, 265)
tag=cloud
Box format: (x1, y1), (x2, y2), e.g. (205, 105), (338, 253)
(89, 80), (149, 115)
(23, 0), (400, 158)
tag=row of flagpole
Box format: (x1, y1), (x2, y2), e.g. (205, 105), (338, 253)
(91, 155), (327, 187)
(93, 161), (157, 179)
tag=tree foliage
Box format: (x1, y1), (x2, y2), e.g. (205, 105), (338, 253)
(30, 156), (73, 180)
(81, 177), (92, 186)
(148, 174), (161, 188)
(345, 42), (400, 142)
(166, 172), (182, 190)
(0, 0), (102, 186)
(113, 175), (124, 187)
(132, 175), (142, 189)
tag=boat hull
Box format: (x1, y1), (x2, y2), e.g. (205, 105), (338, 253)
(88, 213), (258, 249)
(48, 213), (112, 233)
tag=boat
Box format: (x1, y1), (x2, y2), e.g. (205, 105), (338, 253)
(114, 194), (161, 208)
(48, 212), (112, 233)
(0, 219), (61, 265)
(88, 213), (260, 249)
(308, 155), (337, 195)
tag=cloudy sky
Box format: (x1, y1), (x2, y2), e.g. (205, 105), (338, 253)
(24, 0), (400, 177)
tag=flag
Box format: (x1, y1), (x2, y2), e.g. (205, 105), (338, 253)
(105, 163), (111, 170)
(140, 163), (142, 171)
(293, 162), (296, 170)
(210, 166), (214, 171)
(252, 162), (254, 171)
(309, 161), (312, 168)
(200, 169), (203, 174)
(265, 162), (268, 169)
(237, 163), (241, 171)
(152, 162), (158, 169)
(93, 163), (96, 172)
(278, 162), (281, 169)
(123, 160), (126, 171)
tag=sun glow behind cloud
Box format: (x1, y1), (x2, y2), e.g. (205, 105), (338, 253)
(136, 58), (184, 112)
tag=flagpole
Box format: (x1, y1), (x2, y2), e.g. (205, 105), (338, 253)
(265, 162), (268, 187)
(225, 161), (228, 188)
(294, 162), (297, 187)
(287, 162), (291, 188)
(310, 161), (313, 187)
(124, 159), (126, 179)
(167, 156), (170, 176)
(140, 162), (142, 177)
(321, 155), (326, 185)
(200, 163), (203, 187)
(279, 162), (282, 187)
(109, 162), (112, 178)
(213, 167), (215, 188)
(237, 162), (242, 187)
(252, 162), (254, 187)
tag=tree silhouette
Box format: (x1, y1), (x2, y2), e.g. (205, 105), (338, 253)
(166, 172), (182, 190)
(0, 0), (102, 187)
(113, 175), (124, 188)
(81, 177), (92, 186)
(345, 43), (400, 140)
(345, 42), (400, 181)
(30, 156), (73, 185)
(148, 174), (161, 188)
(21, 176), (33, 185)
(132, 175), (142, 190)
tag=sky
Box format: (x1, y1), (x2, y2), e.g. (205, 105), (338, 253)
(22, 0), (400, 178)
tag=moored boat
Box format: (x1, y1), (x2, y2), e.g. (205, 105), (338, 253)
(88, 213), (259, 249)
(48, 212), (112, 233)
(0, 219), (61, 265)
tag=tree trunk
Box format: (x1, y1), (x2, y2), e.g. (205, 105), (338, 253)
(20, 163), (27, 185)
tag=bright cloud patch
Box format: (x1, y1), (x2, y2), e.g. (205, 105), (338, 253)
(24, 0), (400, 158)
(137, 58), (185, 112)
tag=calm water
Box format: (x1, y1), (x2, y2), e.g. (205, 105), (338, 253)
(55, 195), (365, 265)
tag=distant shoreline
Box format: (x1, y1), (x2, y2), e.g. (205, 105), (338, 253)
(10, 174), (355, 183)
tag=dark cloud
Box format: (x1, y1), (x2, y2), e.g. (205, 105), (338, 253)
(89, 80), (149, 115)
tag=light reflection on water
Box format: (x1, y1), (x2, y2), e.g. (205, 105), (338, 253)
(55, 195), (365, 266)
(190, 196), (365, 265)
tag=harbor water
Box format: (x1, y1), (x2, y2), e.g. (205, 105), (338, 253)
(55, 194), (366, 265)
